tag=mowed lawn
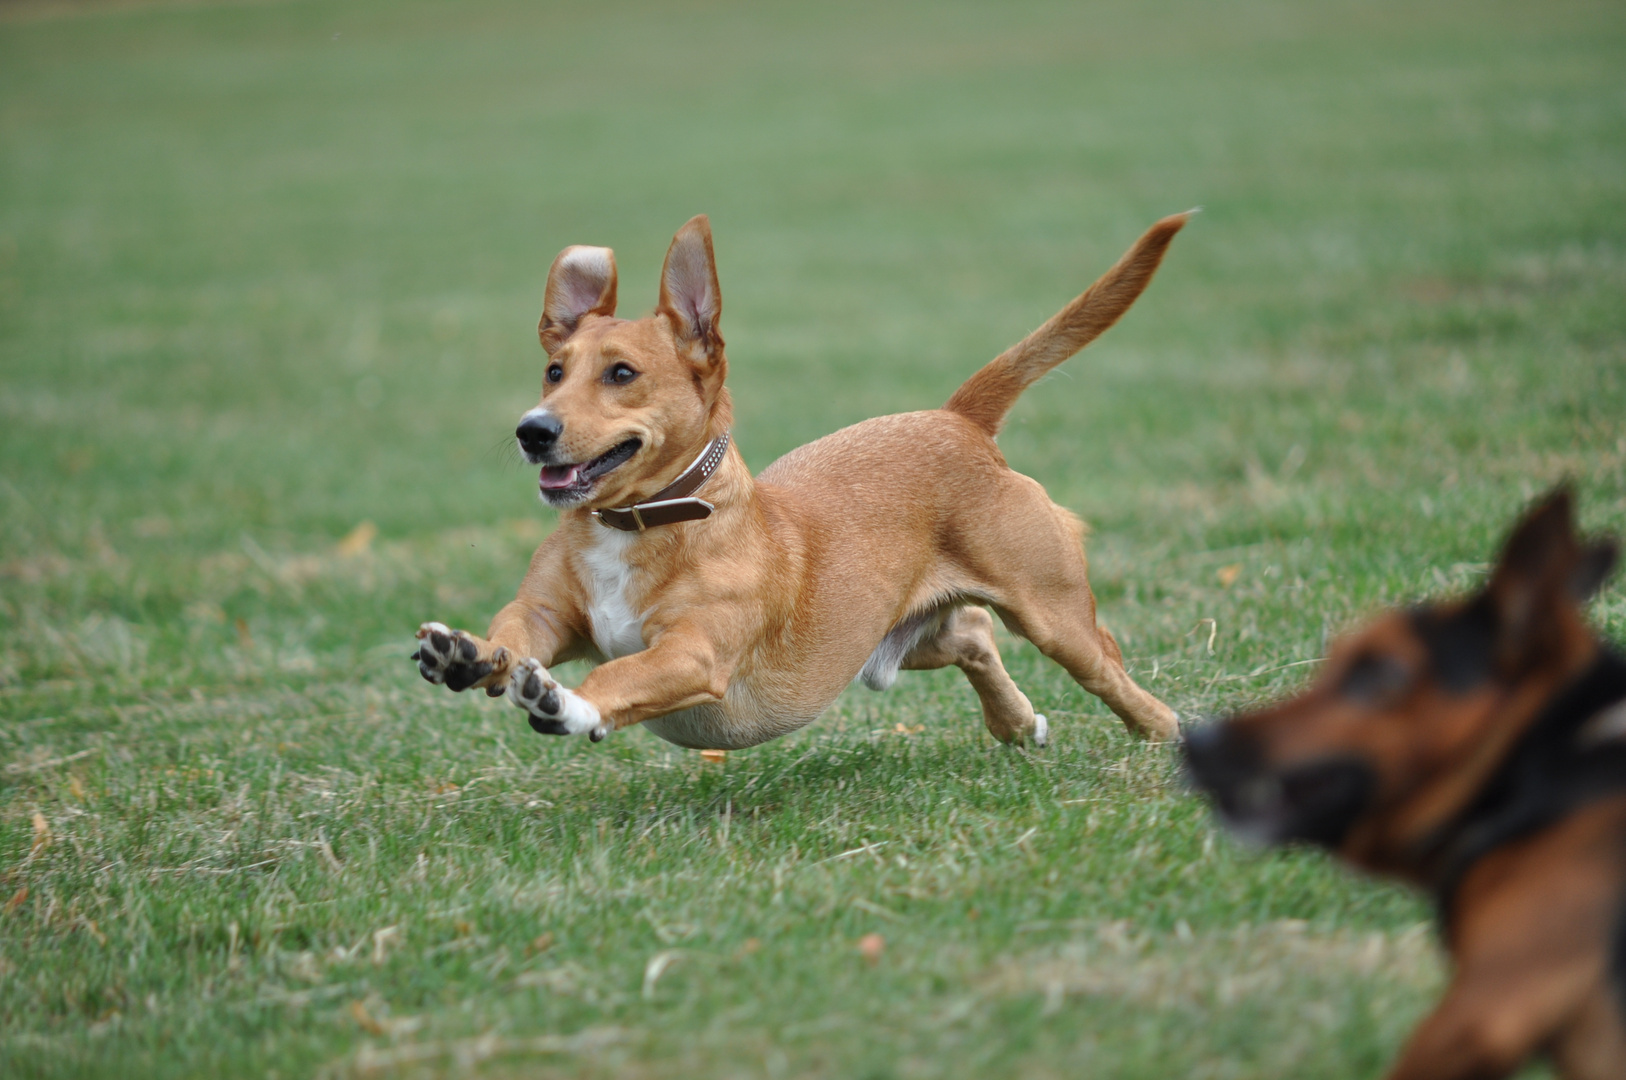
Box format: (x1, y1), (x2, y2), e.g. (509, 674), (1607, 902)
(2, 0), (1624, 1076)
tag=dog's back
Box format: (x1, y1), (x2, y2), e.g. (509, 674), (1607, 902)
(744, 214), (1192, 730)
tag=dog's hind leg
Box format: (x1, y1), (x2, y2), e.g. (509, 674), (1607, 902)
(1013, 601), (1177, 741)
(899, 606), (1046, 747)
(958, 493), (1177, 742)
(989, 573), (1177, 742)
(947, 480), (1177, 742)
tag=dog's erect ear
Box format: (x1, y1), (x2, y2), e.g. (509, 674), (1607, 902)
(1570, 539), (1619, 602)
(539, 245), (618, 355)
(657, 215), (724, 369)
(1486, 486), (1590, 663)
(1495, 487), (1578, 584)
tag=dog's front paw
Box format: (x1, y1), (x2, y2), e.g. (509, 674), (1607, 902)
(413, 622), (510, 694)
(509, 657), (609, 741)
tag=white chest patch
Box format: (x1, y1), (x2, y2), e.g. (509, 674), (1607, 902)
(579, 528), (647, 659)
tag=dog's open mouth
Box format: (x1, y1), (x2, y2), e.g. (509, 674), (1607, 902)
(538, 438), (642, 504)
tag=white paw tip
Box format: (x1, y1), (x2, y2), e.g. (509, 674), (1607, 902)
(1032, 713), (1049, 748)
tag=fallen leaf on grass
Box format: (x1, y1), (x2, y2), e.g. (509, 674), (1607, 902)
(350, 999), (386, 1035)
(1217, 563), (1243, 588)
(4, 887), (28, 914)
(337, 521), (378, 556)
(30, 812), (50, 856)
(348, 996), (424, 1038)
(858, 933), (885, 965)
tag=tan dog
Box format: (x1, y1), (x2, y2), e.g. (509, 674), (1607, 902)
(413, 214), (1187, 750)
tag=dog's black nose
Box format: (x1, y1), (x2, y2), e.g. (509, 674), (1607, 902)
(1182, 721), (1221, 758)
(1182, 719), (1265, 794)
(516, 413), (563, 456)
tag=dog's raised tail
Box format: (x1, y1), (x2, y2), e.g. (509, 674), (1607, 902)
(944, 211), (1192, 437)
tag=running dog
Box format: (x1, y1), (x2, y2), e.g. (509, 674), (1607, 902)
(413, 214), (1188, 750)
(1187, 489), (1626, 1080)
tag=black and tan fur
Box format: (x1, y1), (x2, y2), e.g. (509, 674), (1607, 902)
(1187, 489), (1626, 1079)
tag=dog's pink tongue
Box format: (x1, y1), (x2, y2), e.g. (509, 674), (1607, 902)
(539, 464), (580, 490)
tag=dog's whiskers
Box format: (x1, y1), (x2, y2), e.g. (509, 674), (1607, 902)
(486, 433), (527, 467)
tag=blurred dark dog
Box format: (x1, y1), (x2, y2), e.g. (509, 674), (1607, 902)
(1187, 488), (1626, 1080)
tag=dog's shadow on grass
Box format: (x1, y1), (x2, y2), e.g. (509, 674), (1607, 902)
(520, 707), (1174, 857)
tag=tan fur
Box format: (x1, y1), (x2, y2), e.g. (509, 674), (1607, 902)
(416, 214), (1187, 749)
(944, 212), (1188, 436)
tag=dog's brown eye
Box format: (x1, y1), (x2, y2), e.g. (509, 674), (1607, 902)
(1340, 653), (1412, 705)
(606, 362), (638, 385)
(546, 364), (563, 384)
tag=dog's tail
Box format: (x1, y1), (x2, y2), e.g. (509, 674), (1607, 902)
(943, 212), (1192, 437)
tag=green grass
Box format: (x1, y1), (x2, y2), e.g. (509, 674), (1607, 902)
(2, 0), (1624, 1076)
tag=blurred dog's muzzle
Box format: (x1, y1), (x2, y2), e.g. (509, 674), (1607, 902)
(1185, 721), (1375, 848)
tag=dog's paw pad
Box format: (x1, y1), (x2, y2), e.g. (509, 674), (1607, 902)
(509, 658), (605, 739)
(511, 659), (559, 713)
(510, 658), (562, 733)
(414, 622), (500, 691)
(528, 714), (570, 736)
(414, 622), (455, 684)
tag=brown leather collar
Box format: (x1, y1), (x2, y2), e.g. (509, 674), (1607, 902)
(592, 432), (730, 532)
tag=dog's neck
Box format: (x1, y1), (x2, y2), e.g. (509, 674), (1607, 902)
(592, 430), (736, 533)
(1425, 647), (1626, 928)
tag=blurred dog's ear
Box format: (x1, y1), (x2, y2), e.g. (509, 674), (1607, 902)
(1486, 486), (1586, 664)
(658, 215), (724, 371)
(1570, 538), (1619, 603)
(539, 246), (618, 354)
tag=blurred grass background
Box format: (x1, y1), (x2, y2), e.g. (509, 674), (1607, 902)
(1, 0), (1623, 1076)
